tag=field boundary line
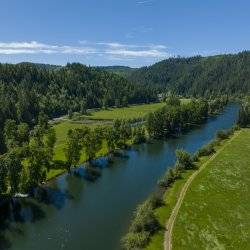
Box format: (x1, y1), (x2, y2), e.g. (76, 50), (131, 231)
(164, 130), (242, 250)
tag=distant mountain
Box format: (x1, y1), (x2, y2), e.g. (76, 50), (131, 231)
(128, 51), (250, 97)
(96, 66), (137, 78)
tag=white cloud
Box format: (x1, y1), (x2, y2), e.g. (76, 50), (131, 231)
(137, 0), (155, 4)
(0, 40), (170, 59)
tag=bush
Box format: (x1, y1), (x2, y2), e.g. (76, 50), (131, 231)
(121, 231), (150, 250)
(176, 149), (194, 169)
(158, 168), (176, 188)
(216, 129), (233, 140)
(196, 142), (215, 157)
(147, 193), (163, 209)
(129, 201), (160, 234)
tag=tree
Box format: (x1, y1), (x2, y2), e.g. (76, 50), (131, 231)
(27, 136), (47, 187)
(0, 156), (8, 195)
(105, 127), (116, 153)
(44, 128), (57, 167)
(80, 98), (87, 115)
(83, 128), (103, 163)
(176, 149), (194, 170)
(4, 119), (18, 150)
(5, 148), (23, 194)
(166, 95), (181, 106)
(238, 102), (249, 127)
(64, 129), (83, 172)
(38, 112), (49, 130)
(133, 126), (146, 144)
(17, 122), (29, 146)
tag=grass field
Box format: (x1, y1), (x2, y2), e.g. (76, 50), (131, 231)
(172, 129), (250, 250)
(83, 102), (166, 120)
(46, 103), (167, 179)
(51, 103), (168, 161)
(145, 170), (196, 250)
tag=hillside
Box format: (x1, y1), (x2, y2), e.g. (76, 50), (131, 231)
(96, 66), (136, 78)
(0, 62), (157, 153)
(128, 51), (250, 97)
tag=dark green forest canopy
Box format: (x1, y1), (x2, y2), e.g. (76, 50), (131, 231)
(127, 51), (250, 97)
(0, 62), (157, 153)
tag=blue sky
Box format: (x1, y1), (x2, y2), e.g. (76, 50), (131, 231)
(0, 0), (250, 67)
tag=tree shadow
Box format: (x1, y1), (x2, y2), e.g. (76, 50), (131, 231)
(0, 197), (47, 250)
(31, 186), (74, 210)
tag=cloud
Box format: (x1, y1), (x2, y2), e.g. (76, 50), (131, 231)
(137, 0), (155, 5)
(0, 40), (170, 59)
(0, 41), (96, 55)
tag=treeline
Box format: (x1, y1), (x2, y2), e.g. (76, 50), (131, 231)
(0, 116), (148, 197)
(146, 96), (228, 139)
(63, 119), (144, 172)
(127, 51), (250, 97)
(0, 113), (56, 196)
(238, 96), (250, 127)
(122, 126), (240, 249)
(0, 62), (158, 153)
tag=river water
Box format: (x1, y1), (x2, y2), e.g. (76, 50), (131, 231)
(1, 104), (239, 250)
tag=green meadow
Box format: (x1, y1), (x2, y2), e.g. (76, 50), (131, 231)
(172, 129), (250, 250)
(87, 103), (166, 120)
(47, 103), (167, 180)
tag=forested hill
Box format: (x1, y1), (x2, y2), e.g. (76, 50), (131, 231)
(95, 66), (136, 78)
(0, 62), (157, 152)
(127, 51), (250, 97)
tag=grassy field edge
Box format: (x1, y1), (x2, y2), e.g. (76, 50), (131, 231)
(145, 130), (241, 250)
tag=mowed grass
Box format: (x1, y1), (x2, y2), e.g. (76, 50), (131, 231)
(51, 102), (169, 163)
(88, 100), (190, 120)
(87, 103), (166, 120)
(172, 129), (250, 250)
(146, 170), (196, 250)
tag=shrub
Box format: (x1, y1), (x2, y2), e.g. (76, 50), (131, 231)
(121, 231), (150, 250)
(176, 149), (194, 169)
(129, 201), (160, 234)
(216, 129), (233, 140)
(147, 193), (163, 209)
(196, 143), (215, 157)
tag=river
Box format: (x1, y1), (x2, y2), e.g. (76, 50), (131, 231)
(1, 104), (239, 250)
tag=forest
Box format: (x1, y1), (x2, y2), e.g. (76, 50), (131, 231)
(126, 51), (250, 97)
(0, 62), (158, 153)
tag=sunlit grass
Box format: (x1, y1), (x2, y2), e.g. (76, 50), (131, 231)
(172, 129), (250, 250)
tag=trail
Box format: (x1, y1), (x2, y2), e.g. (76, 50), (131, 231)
(164, 131), (241, 250)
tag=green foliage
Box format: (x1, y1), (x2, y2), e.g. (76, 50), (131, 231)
(196, 142), (215, 157)
(216, 129), (232, 140)
(83, 127), (103, 162)
(176, 149), (194, 170)
(165, 95), (181, 106)
(173, 129), (250, 250)
(0, 156), (8, 194)
(128, 52), (250, 97)
(238, 98), (250, 127)
(122, 231), (150, 250)
(0, 62), (157, 153)
(133, 126), (146, 144)
(5, 148), (23, 194)
(145, 98), (226, 139)
(27, 136), (48, 187)
(64, 129), (83, 171)
(122, 198), (160, 249)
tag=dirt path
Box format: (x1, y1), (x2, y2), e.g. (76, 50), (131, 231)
(164, 131), (241, 250)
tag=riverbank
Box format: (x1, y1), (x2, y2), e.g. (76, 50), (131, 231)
(172, 128), (250, 250)
(137, 128), (241, 250)
(2, 104), (239, 250)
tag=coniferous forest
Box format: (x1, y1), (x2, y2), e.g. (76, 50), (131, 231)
(126, 51), (250, 97)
